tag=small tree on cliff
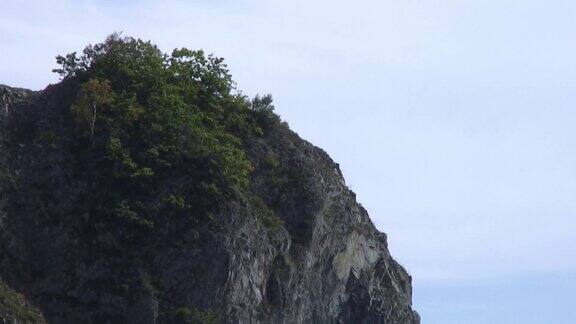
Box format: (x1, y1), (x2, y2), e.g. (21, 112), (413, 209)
(71, 78), (113, 140)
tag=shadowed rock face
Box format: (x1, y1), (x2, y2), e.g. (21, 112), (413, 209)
(0, 83), (419, 323)
(0, 86), (45, 324)
(0, 85), (34, 117)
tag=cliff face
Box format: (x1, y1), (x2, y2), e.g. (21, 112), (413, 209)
(0, 85), (34, 117)
(0, 86), (46, 324)
(0, 83), (419, 323)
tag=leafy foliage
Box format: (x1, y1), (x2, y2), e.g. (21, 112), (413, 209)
(0, 282), (45, 323)
(71, 78), (113, 139)
(50, 34), (269, 249)
(249, 195), (283, 230)
(250, 94), (279, 131)
(171, 307), (219, 324)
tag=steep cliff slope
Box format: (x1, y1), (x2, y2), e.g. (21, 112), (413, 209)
(0, 36), (419, 324)
(1, 85), (34, 117)
(1, 86), (46, 323)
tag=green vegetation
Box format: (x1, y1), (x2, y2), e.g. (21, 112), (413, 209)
(49, 34), (283, 248)
(171, 307), (219, 324)
(263, 151), (281, 170)
(0, 282), (44, 323)
(249, 195), (283, 230)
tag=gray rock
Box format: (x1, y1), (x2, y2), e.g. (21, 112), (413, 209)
(0, 85), (34, 118)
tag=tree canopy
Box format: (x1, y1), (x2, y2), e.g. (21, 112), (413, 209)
(51, 34), (274, 248)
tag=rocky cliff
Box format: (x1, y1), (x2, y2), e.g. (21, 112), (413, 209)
(0, 85), (34, 118)
(0, 38), (418, 324)
(0, 86), (46, 324)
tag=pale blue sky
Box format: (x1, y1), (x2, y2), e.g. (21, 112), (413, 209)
(1, 0), (575, 322)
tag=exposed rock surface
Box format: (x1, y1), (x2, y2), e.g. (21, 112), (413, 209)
(0, 86), (45, 324)
(0, 85), (34, 118)
(0, 83), (419, 323)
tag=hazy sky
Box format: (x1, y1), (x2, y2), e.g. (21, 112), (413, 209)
(1, 0), (575, 322)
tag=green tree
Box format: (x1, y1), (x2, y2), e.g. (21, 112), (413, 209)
(71, 78), (113, 140)
(51, 34), (258, 248)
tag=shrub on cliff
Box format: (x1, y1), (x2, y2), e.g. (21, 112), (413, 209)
(47, 34), (271, 247)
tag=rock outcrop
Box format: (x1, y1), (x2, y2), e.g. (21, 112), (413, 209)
(0, 85), (34, 117)
(0, 83), (419, 323)
(0, 86), (45, 324)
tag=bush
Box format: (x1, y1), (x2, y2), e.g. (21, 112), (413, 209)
(48, 34), (263, 248)
(249, 195), (283, 231)
(0, 282), (45, 323)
